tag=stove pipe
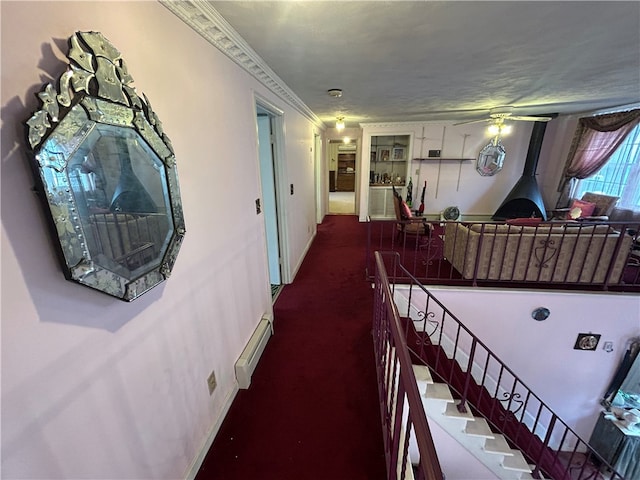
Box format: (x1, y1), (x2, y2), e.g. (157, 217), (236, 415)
(492, 121), (549, 221)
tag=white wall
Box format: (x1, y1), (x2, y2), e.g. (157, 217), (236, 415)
(1, 2), (320, 479)
(358, 121), (538, 220)
(394, 286), (640, 441)
(357, 117), (585, 220)
(428, 420), (497, 480)
(537, 114), (580, 209)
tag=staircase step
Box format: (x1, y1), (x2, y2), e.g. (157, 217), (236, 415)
(412, 364), (434, 384)
(464, 417), (495, 439)
(502, 450), (532, 473)
(520, 469), (550, 480)
(484, 435), (514, 456)
(425, 382), (454, 402)
(443, 401), (476, 421)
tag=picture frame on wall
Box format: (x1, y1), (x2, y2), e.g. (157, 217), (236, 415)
(393, 147), (406, 161)
(377, 147), (391, 162)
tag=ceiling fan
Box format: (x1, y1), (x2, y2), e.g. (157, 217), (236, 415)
(454, 106), (555, 126)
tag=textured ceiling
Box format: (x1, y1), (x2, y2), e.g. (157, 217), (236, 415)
(210, 1), (640, 128)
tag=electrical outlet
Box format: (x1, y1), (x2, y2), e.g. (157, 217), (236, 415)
(207, 370), (217, 395)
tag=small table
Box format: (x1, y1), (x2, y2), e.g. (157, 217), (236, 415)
(589, 412), (640, 480)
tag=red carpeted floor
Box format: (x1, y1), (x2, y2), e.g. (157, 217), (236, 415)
(196, 215), (387, 480)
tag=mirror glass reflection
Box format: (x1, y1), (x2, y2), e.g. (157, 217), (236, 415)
(611, 347), (640, 410)
(476, 141), (506, 176)
(67, 125), (173, 280)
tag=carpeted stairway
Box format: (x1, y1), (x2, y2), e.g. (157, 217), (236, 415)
(402, 318), (605, 480)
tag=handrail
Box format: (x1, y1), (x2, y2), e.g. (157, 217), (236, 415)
(366, 219), (640, 293)
(382, 254), (627, 480)
(373, 251), (444, 480)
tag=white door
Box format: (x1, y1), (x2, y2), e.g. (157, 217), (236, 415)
(257, 112), (281, 285)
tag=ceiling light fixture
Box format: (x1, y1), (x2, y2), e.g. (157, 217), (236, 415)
(327, 88), (343, 98)
(488, 120), (512, 138)
(343, 137), (351, 144)
(478, 119), (510, 176)
(336, 116), (345, 131)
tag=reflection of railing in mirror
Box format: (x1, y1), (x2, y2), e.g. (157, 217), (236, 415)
(89, 213), (170, 274)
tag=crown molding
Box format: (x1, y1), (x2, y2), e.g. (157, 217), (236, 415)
(160, 0), (323, 127)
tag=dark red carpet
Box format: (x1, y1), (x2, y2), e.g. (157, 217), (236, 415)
(196, 215), (387, 480)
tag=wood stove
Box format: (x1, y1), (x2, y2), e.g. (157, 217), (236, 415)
(492, 120), (553, 221)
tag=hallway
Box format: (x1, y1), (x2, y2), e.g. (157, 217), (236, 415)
(196, 215), (386, 479)
(329, 191), (356, 214)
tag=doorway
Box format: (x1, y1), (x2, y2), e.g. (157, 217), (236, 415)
(256, 103), (286, 299)
(329, 140), (357, 214)
(329, 191), (356, 214)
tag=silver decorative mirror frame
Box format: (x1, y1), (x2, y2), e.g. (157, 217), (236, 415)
(476, 140), (506, 176)
(26, 31), (185, 301)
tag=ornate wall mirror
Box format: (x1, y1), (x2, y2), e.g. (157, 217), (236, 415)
(476, 140), (506, 176)
(25, 31), (186, 301)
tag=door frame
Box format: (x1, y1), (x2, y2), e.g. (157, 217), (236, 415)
(254, 94), (291, 284)
(314, 133), (325, 224)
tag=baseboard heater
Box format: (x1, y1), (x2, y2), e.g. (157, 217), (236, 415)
(235, 314), (273, 389)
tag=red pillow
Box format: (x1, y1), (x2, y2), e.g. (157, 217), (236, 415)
(567, 199), (597, 219)
(400, 201), (413, 219)
(507, 217), (543, 226)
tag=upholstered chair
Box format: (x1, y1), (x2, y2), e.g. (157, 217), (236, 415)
(391, 186), (431, 240)
(553, 192), (619, 221)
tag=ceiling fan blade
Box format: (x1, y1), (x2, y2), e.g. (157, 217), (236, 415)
(453, 118), (489, 126)
(509, 115), (554, 122)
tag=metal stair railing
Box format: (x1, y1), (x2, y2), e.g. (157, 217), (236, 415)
(366, 219), (640, 294)
(373, 251), (444, 480)
(378, 251), (627, 480)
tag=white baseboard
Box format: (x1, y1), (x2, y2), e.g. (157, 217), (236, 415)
(290, 230), (316, 280)
(184, 384), (240, 480)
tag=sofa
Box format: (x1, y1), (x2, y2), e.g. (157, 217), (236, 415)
(443, 222), (633, 284)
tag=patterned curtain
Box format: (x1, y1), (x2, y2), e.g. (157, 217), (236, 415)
(556, 109), (640, 208)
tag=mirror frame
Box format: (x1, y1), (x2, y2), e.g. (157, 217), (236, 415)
(476, 140), (506, 176)
(25, 31), (185, 301)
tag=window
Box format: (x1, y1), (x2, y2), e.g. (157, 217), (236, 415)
(575, 123), (640, 210)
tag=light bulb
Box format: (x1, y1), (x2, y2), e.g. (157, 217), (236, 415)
(500, 124), (513, 135)
(336, 117), (345, 131)
(488, 124), (500, 136)
(343, 137), (351, 144)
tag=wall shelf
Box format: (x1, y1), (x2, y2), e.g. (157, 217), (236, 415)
(413, 158), (475, 161)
